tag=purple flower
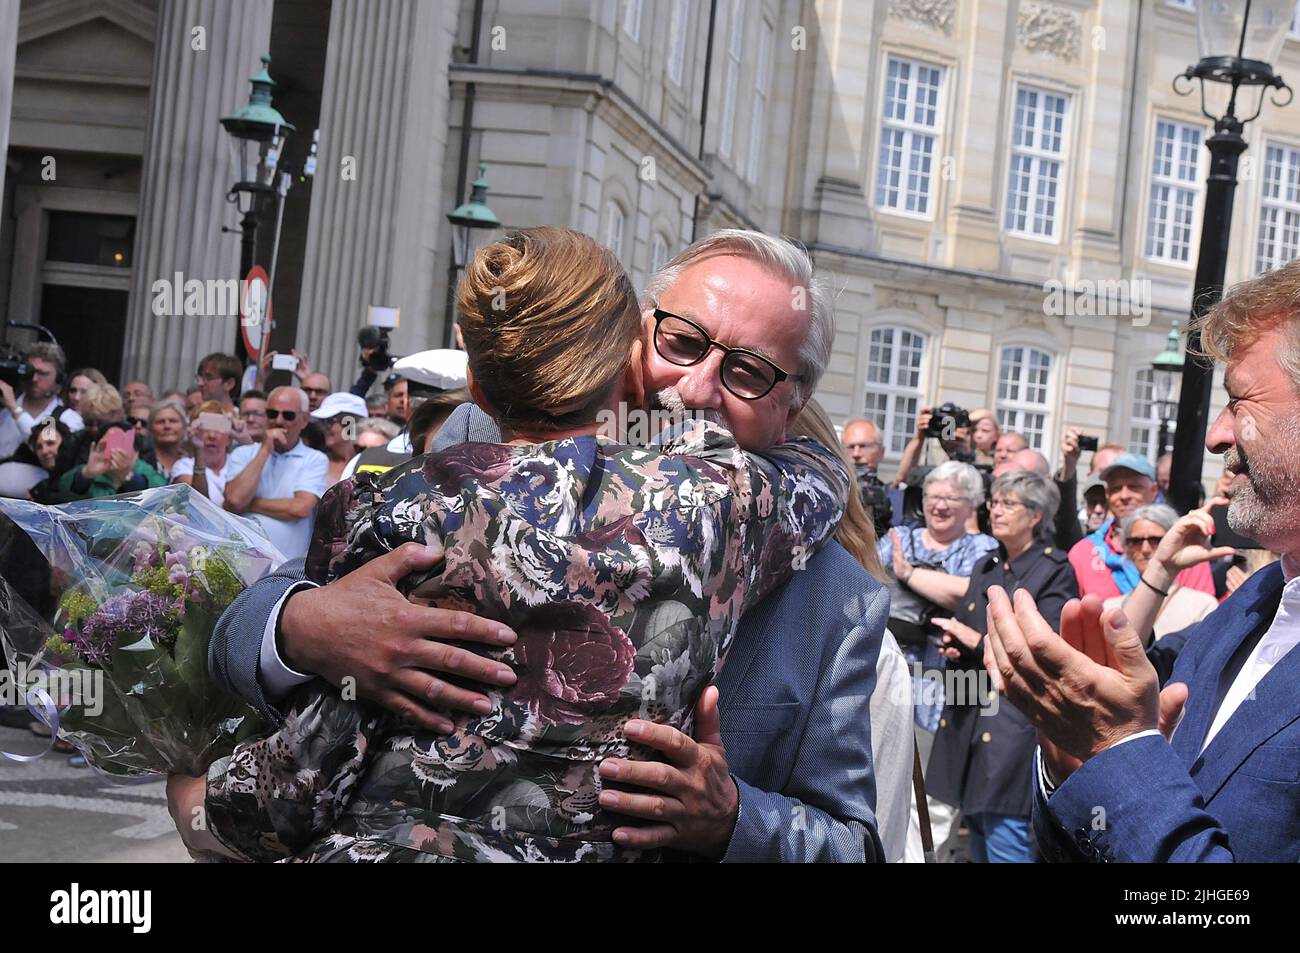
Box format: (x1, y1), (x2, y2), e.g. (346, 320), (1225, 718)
(69, 589), (179, 665)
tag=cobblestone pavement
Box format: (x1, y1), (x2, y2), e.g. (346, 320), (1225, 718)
(0, 725), (189, 862)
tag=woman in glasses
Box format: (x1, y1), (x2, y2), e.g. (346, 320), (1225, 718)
(1106, 501), (1225, 646)
(924, 469), (1079, 863)
(172, 226), (848, 863)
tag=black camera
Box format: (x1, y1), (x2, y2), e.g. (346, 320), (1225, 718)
(357, 326), (395, 374)
(0, 347), (31, 389)
(856, 465), (893, 538)
(926, 402), (971, 439)
(1078, 434), (1099, 453)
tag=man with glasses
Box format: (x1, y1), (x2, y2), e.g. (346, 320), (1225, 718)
(0, 342), (82, 459)
(211, 229), (889, 862)
(195, 352), (241, 411)
(238, 390), (268, 443)
(223, 386), (328, 560)
(301, 373), (332, 413)
(842, 418), (885, 472)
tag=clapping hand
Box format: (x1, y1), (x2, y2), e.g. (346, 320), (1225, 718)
(1144, 496), (1236, 591)
(982, 587), (1159, 783)
(933, 616), (982, 662)
(889, 528), (914, 583)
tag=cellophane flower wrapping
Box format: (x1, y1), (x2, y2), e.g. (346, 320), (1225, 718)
(0, 484), (284, 778)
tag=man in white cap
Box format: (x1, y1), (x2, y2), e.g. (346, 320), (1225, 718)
(341, 349), (468, 480)
(310, 391), (369, 487)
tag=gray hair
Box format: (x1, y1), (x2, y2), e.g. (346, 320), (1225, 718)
(148, 398), (187, 428)
(990, 470), (1060, 541)
(925, 460), (986, 508)
(268, 385), (309, 412)
(1118, 503), (1179, 546)
(357, 416), (400, 440)
(642, 228), (833, 404)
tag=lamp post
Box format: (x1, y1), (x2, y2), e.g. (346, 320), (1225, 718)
(1169, 0), (1293, 513)
(221, 56), (295, 362)
(1151, 322), (1185, 462)
(443, 163), (501, 348)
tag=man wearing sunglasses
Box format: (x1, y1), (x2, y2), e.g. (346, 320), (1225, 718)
(223, 386), (328, 560)
(211, 230), (888, 862)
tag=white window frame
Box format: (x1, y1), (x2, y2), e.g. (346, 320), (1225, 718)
(862, 326), (928, 458)
(745, 21), (775, 183)
(1004, 85), (1070, 241)
(668, 0), (690, 85)
(874, 56), (945, 219)
(650, 233), (670, 273)
(1255, 141), (1300, 273)
(605, 202), (625, 259)
(718, 0), (744, 159)
(1127, 367), (1173, 464)
(623, 0), (643, 41)
(995, 345), (1054, 451)
(1145, 118), (1204, 265)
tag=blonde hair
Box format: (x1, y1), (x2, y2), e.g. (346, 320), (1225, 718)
(79, 382), (124, 424)
(790, 399), (887, 583)
(457, 226), (640, 432)
(1196, 259), (1300, 390)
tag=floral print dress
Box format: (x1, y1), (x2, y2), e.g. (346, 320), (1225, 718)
(203, 419), (849, 862)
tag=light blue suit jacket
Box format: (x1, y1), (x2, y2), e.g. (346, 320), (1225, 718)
(1035, 562), (1299, 862)
(211, 403), (887, 862)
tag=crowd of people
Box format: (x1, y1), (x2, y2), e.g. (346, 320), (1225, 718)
(842, 392), (1285, 861)
(0, 340), (472, 562)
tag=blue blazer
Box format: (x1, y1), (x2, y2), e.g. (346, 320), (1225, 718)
(1035, 562), (1299, 862)
(211, 403), (888, 863)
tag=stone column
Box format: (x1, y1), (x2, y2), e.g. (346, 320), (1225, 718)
(295, 0), (460, 391)
(0, 1), (18, 201)
(122, 0), (273, 391)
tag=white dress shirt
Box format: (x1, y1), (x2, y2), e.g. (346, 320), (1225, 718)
(1197, 559), (1300, 753)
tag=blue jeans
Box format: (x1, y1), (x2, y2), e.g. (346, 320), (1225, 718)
(966, 812), (1033, 863)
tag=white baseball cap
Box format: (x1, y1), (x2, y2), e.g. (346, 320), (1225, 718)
(392, 349), (468, 391)
(310, 392), (369, 420)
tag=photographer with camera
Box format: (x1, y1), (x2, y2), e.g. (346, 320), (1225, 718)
(0, 342), (83, 460)
(842, 418), (893, 538)
(894, 402), (975, 487)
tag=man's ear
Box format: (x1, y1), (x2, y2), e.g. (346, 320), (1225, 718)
(784, 383), (809, 434)
(624, 338), (645, 411)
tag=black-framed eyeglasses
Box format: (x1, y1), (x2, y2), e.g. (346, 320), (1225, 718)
(265, 409), (298, 422)
(126, 416), (148, 428)
(652, 309), (790, 401)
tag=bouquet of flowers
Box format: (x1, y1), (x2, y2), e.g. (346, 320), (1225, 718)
(0, 484), (284, 777)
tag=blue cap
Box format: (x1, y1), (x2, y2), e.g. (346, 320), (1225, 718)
(1099, 452), (1156, 483)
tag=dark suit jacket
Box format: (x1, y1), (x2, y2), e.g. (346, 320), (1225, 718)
(1034, 563), (1299, 862)
(210, 402), (888, 862)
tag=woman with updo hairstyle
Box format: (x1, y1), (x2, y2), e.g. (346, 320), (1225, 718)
(174, 226), (851, 864)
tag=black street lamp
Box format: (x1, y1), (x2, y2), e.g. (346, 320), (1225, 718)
(221, 56), (295, 361)
(1169, 0), (1293, 513)
(443, 164), (501, 349)
(1151, 322), (1185, 461)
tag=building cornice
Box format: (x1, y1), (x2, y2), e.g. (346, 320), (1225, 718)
(448, 64), (708, 188)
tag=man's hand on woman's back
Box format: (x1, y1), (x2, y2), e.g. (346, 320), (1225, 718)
(279, 542), (519, 732)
